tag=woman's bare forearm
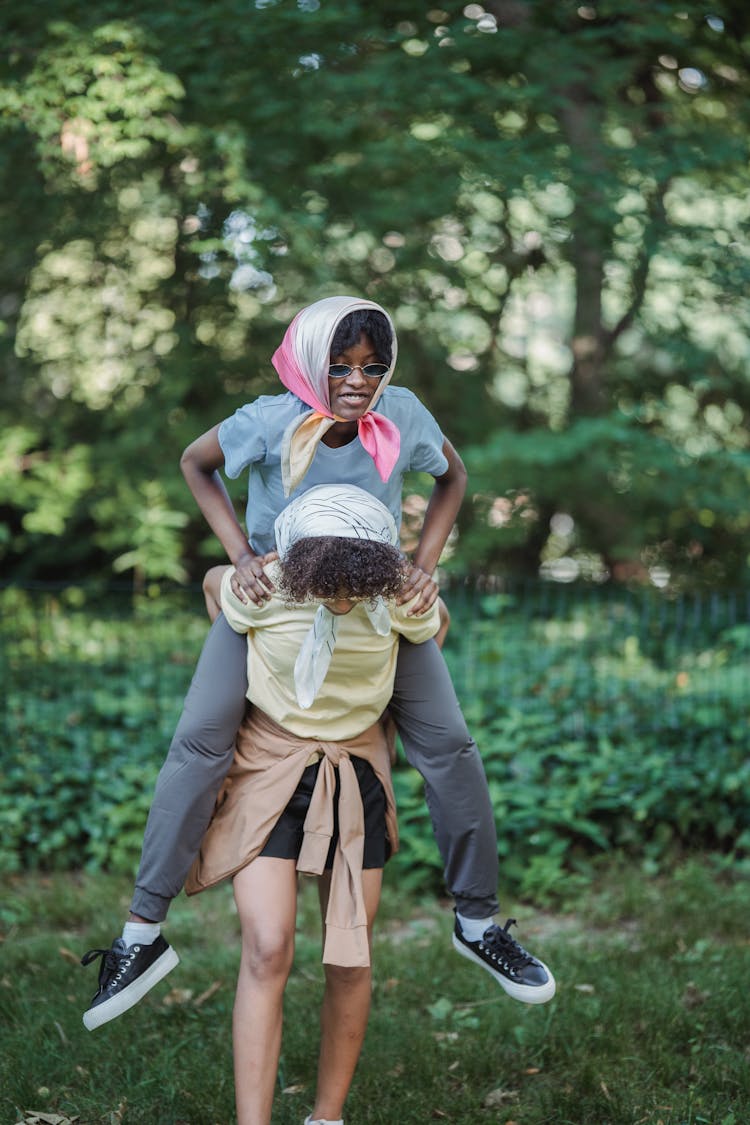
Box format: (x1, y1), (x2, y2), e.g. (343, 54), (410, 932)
(411, 438), (467, 575)
(180, 425), (256, 567)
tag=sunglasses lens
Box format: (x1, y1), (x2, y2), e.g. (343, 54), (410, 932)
(328, 363), (390, 379)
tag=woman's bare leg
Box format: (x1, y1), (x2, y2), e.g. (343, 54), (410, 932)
(233, 857), (298, 1125)
(310, 868), (383, 1122)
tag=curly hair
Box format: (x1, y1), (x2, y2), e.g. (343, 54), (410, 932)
(277, 536), (406, 604)
(330, 310), (393, 367)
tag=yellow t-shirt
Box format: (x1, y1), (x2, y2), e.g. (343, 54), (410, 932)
(220, 562), (439, 740)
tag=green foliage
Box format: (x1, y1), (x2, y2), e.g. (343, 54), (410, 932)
(2, 1), (750, 585)
(432, 583), (750, 897)
(1, 586), (206, 874)
(462, 411), (750, 585)
(3, 583), (748, 903)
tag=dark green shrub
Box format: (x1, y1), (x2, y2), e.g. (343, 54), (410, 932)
(3, 582), (749, 901)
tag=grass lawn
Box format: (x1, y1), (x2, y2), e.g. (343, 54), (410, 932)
(1, 856), (748, 1125)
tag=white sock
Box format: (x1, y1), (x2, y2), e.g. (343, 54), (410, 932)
(304, 1117), (344, 1125)
(456, 913), (495, 942)
(122, 921), (161, 947)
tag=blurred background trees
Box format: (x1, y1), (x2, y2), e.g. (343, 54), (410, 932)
(2, 0), (750, 588)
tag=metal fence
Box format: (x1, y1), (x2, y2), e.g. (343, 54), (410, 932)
(440, 578), (750, 739)
(3, 579), (750, 743)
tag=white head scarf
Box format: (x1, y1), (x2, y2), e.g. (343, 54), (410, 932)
(275, 483), (398, 556)
(274, 485), (400, 709)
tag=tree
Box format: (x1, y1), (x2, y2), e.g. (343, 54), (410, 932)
(2, 0), (749, 587)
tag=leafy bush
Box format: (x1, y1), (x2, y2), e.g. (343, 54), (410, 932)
(390, 585), (750, 898)
(2, 583), (749, 901)
(1, 585), (203, 874)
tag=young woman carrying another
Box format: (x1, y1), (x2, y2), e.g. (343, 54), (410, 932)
(187, 484), (440, 1125)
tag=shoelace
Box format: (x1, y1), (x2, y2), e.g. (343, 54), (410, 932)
(80, 944), (133, 991)
(480, 918), (537, 970)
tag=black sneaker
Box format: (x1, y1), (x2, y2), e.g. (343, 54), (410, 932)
(81, 934), (179, 1030)
(452, 917), (555, 1004)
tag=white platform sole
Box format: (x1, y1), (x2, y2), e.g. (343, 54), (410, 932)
(452, 934), (556, 1004)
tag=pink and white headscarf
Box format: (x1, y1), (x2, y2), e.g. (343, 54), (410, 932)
(272, 295), (401, 495)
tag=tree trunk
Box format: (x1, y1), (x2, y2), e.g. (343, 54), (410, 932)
(558, 89), (609, 417)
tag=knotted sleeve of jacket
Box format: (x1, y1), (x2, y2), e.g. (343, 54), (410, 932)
(185, 707), (398, 968)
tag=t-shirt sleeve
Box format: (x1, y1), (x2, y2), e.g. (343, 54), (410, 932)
(220, 565), (278, 632)
(218, 401), (268, 480)
(401, 393), (449, 477)
(220, 567), (252, 633)
(390, 596), (441, 644)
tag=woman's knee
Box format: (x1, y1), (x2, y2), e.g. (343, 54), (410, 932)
(432, 718), (474, 753)
(170, 710), (243, 759)
(399, 720), (475, 765)
(240, 925), (295, 983)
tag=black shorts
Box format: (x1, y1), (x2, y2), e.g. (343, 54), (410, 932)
(259, 756), (389, 869)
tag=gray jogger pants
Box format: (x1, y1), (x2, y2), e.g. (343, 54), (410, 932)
(131, 616), (499, 921)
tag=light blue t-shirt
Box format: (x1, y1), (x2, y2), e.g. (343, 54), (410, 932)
(219, 387), (448, 554)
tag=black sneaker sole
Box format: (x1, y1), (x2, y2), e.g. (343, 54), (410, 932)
(82, 945), (180, 1031)
(452, 934), (556, 1004)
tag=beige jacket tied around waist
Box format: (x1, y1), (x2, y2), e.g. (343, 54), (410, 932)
(185, 706), (398, 969)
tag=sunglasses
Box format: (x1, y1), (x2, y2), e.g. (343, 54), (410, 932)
(328, 363), (390, 380)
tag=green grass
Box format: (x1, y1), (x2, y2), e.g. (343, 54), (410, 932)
(1, 857), (748, 1125)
